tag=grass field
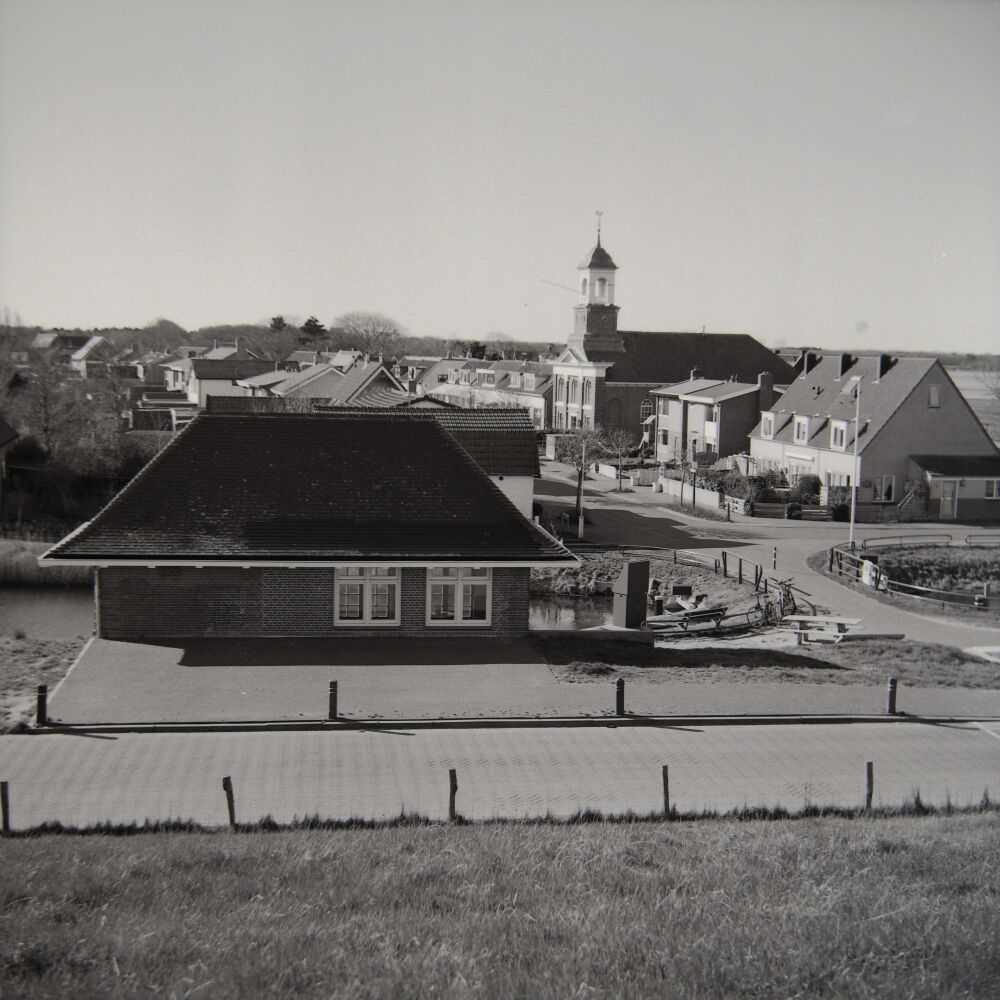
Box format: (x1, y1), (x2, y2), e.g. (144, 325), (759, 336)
(1, 814), (998, 998)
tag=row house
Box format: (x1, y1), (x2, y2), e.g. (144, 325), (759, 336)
(748, 353), (999, 520)
(431, 360), (553, 429)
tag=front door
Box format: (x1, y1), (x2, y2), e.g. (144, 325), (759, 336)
(940, 480), (958, 520)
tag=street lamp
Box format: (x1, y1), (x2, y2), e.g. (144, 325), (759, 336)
(847, 375), (862, 547)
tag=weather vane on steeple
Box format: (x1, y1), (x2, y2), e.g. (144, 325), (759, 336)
(595, 209), (603, 246)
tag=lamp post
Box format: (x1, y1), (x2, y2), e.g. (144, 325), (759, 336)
(848, 375), (862, 548)
(578, 437), (586, 539)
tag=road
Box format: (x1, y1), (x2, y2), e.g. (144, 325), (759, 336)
(537, 461), (1000, 650)
(1, 721), (997, 829)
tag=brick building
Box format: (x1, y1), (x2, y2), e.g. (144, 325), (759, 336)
(41, 410), (575, 640)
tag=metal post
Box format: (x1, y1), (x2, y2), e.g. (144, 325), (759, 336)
(615, 678), (625, 716)
(662, 765), (670, 817)
(865, 761), (874, 811)
(886, 677), (898, 716)
(1, 781), (9, 835)
(35, 685), (47, 727)
(773, 546), (777, 571)
(578, 440), (586, 539)
(328, 681), (338, 721)
(448, 769), (458, 821)
(849, 376), (862, 547)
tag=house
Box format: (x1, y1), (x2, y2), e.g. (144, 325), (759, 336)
(40, 410), (576, 640)
(429, 359), (555, 428)
(652, 373), (778, 463)
(285, 349), (361, 372)
(186, 358), (279, 406)
(549, 238), (795, 434)
(748, 352), (1000, 520)
(324, 361), (410, 407)
(69, 336), (119, 378)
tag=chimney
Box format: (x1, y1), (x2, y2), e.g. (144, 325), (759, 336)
(797, 350), (819, 378)
(757, 371), (775, 411)
(837, 353), (854, 378)
(690, 367), (700, 380)
(876, 353), (893, 380)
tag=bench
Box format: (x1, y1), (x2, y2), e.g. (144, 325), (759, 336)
(645, 606), (728, 633)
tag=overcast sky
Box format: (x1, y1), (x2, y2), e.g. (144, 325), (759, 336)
(1, 0), (997, 353)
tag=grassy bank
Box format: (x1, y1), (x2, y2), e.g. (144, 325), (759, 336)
(0, 635), (87, 730)
(0, 539), (91, 587)
(534, 633), (1000, 688)
(1, 814), (997, 998)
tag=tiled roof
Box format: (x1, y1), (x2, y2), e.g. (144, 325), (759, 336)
(587, 332), (795, 385)
(237, 369), (292, 388)
(910, 454), (1000, 477)
(44, 412), (571, 564)
(271, 364), (345, 397)
(190, 359), (276, 380)
(326, 364), (405, 405)
(757, 355), (942, 452)
(349, 386), (413, 408)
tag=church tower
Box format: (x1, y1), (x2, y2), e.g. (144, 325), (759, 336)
(570, 223), (621, 354)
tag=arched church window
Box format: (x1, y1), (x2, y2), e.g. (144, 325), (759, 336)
(581, 278), (588, 296)
(596, 277), (607, 298)
(640, 399), (653, 421)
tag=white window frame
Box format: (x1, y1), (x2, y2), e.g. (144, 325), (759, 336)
(523, 374), (535, 390)
(793, 416), (809, 443)
(425, 567), (492, 626)
(928, 384), (940, 408)
(985, 479), (999, 500)
(640, 398), (654, 421)
(335, 566), (400, 626)
(760, 413), (773, 439)
(830, 421), (847, 450)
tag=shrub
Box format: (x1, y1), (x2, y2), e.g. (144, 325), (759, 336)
(789, 475), (822, 505)
(785, 503), (802, 520)
(831, 503), (851, 522)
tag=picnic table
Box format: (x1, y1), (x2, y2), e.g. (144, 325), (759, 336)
(782, 614), (862, 644)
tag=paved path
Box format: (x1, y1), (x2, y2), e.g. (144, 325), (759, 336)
(541, 460), (1000, 651)
(48, 638), (1000, 724)
(1, 721), (998, 829)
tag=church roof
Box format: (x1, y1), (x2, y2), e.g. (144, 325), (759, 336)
(586, 331), (795, 385)
(580, 243), (617, 270)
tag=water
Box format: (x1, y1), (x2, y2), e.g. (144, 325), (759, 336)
(528, 595), (614, 631)
(0, 587), (94, 639)
(0, 587), (614, 637)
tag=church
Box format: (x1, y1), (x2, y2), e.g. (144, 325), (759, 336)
(549, 234), (796, 435)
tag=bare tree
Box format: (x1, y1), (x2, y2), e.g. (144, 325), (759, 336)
(554, 427), (606, 527)
(602, 426), (639, 491)
(335, 312), (402, 359)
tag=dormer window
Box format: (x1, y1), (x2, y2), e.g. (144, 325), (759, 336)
(481, 371), (496, 387)
(509, 373), (520, 389)
(760, 413), (774, 439)
(830, 421), (848, 450)
(523, 374), (535, 390)
(793, 417), (809, 443)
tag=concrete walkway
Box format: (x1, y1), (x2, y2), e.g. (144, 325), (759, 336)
(2, 721), (998, 828)
(47, 637), (1000, 725)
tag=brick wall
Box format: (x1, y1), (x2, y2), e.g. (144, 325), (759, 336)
(96, 566), (530, 640)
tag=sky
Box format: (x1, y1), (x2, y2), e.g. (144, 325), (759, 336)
(1, 0), (998, 353)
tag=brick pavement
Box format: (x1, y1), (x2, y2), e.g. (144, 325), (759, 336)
(1, 722), (998, 829)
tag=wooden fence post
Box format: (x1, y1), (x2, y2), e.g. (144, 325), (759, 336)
(721, 552), (728, 577)
(1, 781), (9, 835)
(222, 776), (237, 829)
(615, 678), (625, 716)
(773, 546), (777, 571)
(737, 558), (743, 585)
(448, 768), (458, 821)
(662, 765), (670, 817)
(886, 677), (898, 716)
(328, 681), (338, 721)
(35, 686), (47, 727)
(865, 762), (874, 811)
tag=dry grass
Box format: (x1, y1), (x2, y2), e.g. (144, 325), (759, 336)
(0, 540), (91, 587)
(0, 635), (88, 730)
(1, 814), (998, 998)
(533, 634), (1000, 689)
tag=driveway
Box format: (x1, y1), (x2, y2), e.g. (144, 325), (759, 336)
(2, 721), (998, 828)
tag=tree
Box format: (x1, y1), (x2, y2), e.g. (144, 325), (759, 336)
(554, 427), (606, 529)
(270, 315), (287, 333)
(602, 426), (639, 491)
(301, 316), (326, 338)
(334, 312), (402, 359)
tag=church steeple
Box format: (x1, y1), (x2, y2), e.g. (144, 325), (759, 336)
(571, 215), (621, 352)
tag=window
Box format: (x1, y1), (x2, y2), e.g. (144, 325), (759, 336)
(569, 378), (579, 403)
(660, 429), (669, 446)
(555, 377), (564, 402)
(523, 374), (535, 390)
(336, 566), (399, 625)
(583, 380), (592, 406)
(759, 413), (773, 438)
(928, 385), (940, 408)
(640, 399), (654, 421)
(509, 373), (520, 389)
(872, 476), (895, 503)
(830, 421), (847, 450)
(427, 568), (491, 625)
(793, 417), (809, 443)
(986, 480), (999, 499)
